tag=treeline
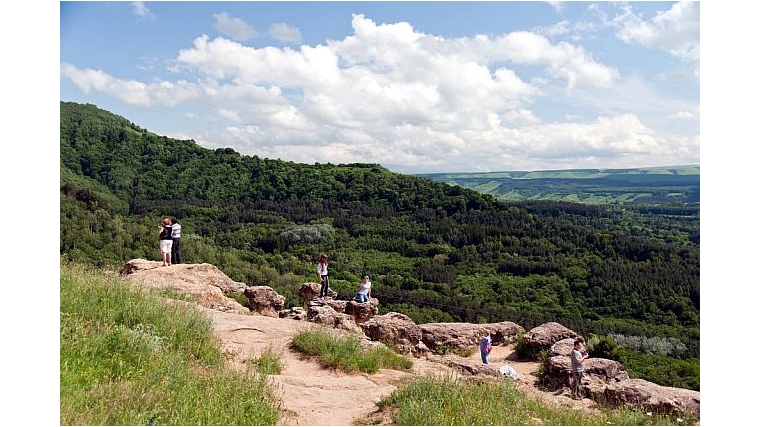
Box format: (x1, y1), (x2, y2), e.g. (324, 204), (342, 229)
(60, 102), (700, 384)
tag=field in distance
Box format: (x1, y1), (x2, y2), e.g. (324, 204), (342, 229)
(420, 165), (699, 205)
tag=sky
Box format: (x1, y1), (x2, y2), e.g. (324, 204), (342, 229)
(59, 1), (701, 174)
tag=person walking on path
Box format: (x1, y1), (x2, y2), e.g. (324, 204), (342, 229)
(570, 338), (589, 399)
(158, 217), (174, 266)
(171, 217), (182, 264)
(479, 328), (492, 365)
(317, 253), (330, 298)
(353, 275), (372, 302)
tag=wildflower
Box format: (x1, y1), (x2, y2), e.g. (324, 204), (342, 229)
(646, 412), (652, 416)
(676, 418), (683, 423)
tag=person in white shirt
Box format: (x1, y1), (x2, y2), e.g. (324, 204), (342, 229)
(353, 275), (372, 302)
(317, 253), (330, 298)
(171, 217), (181, 264)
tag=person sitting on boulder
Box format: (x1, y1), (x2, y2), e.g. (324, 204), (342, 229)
(353, 275), (372, 302)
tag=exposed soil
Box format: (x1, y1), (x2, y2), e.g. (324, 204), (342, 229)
(203, 306), (602, 426)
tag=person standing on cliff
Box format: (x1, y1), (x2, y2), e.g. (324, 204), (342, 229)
(171, 217), (181, 264)
(158, 217), (173, 266)
(317, 253), (330, 298)
(570, 339), (589, 400)
(479, 328), (492, 365)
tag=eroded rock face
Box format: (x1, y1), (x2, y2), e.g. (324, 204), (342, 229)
(419, 321), (524, 354)
(243, 286), (286, 317)
(279, 307), (308, 320)
(361, 312), (422, 350)
(298, 282), (337, 301)
(523, 322), (579, 347)
(118, 259), (249, 314)
(596, 379), (700, 419)
(549, 337), (575, 357)
(543, 353), (698, 419)
(307, 305), (364, 334)
(344, 299), (379, 323)
(546, 356), (629, 389)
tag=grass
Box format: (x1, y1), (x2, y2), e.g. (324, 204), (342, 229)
(290, 328), (413, 374)
(376, 375), (695, 426)
(61, 260), (697, 426)
(60, 261), (281, 425)
(253, 344), (284, 375)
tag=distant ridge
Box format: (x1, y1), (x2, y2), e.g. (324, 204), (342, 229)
(420, 165), (699, 204)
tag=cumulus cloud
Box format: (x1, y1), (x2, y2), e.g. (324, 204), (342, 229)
(213, 12), (257, 41)
(614, 1), (699, 62)
(61, 12), (698, 172)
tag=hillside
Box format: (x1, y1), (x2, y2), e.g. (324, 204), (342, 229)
(59, 101), (699, 389)
(421, 166), (700, 204)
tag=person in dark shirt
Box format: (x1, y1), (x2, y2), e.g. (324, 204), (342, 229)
(158, 217), (173, 266)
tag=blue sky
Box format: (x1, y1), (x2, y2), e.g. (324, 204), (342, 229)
(60, 1), (700, 174)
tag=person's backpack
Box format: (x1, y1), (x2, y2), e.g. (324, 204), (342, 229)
(485, 343), (492, 354)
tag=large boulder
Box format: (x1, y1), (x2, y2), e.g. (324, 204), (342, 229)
(298, 282), (337, 302)
(597, 379), (700, 419)
(118, 259), (249, 314)
(546, 356), (629, 389)
(419, 321), (523, 354)
(307, 304), (364, 334)
(344, 298), (379, 323)
(523, 322), (579, 348)
(361, 312), (421, 342)
(243, 286), (286, 317)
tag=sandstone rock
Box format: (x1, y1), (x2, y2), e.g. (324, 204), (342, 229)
(344, 298), (379, 323)
(279, 306), (308, 320)
(523, 322), (579, 347)
(299, 282), (337, 302)
(361, 312), (421, 342)
(307, 305), (364, 334)
(118, 259), (249, 314)
(419, 321), (523, 354)
(243, 286), (286, 317)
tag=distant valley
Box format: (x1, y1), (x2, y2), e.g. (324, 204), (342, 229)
(420, 165), (699, 205)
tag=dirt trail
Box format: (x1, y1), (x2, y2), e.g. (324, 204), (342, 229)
(204, 307), (600, 426)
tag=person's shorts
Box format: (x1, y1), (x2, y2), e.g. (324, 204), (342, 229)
(160, 239), (173, 253)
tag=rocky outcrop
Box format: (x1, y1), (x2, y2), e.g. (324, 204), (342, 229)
(307, 303), (364, 334)
(279, 306), (308, 320)
(419, 321), (524, 353)
(360, 312), (423, 355)
(119, 259), (249, 314)
(523, 322), (579, 348)
(542, 335), (698, 419)
(594, 379), (700, 418)
(298, 282), (337, 301)
(345, 298), (379, 323)
(243, 286), (286, 317)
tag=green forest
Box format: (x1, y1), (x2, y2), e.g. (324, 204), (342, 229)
(60, 101), (700, 389)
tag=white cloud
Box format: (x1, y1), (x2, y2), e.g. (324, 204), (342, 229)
(270, 22), (302, 44)
(614, 1), (699, 62)
(546, 1), (564, 13)
(131, 1), (153, 19)
(213, 12), (257, 41)
(61, 12), (698, 173)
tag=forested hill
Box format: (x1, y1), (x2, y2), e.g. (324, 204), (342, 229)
(60, 101), (699, 385)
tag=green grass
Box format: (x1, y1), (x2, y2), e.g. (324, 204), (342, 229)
(290, 328), (413, 374)
(60, 261), (281, 425)
(377, 375), (695, 425)
(253, 344), (284, 375)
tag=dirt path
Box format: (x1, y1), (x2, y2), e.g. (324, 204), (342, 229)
(204, 307), (600, 426)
